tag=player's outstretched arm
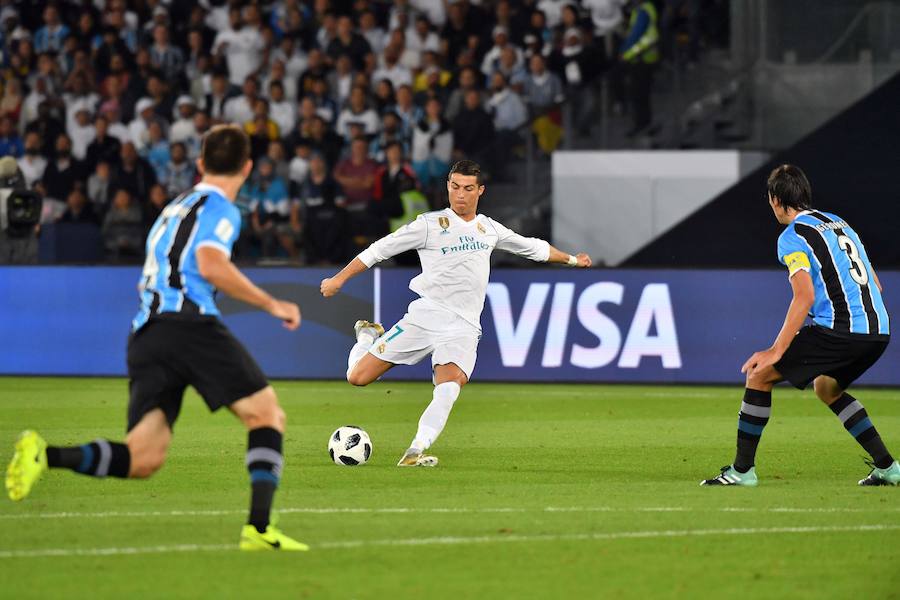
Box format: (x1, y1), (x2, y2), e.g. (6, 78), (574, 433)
(321, 216), (428, 297)
(547, 245), (592, 268)
(197, 247), (301, 330)
(320, 257), (368, 297)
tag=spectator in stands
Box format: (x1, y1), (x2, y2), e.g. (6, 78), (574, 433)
(372, 79), (396, 114)
(128, 98), (157, 153)
(59, 188), (100, 225)
(111, 141), (157, 205)
(619, 0), (660, 136)
(327, 15), (372, 71)
(150, 24), (185, 84)
(482, 26), (524, 78)
(268, 81), (295, 136)
(143, 121), (171, 181)
(17, 132), (46, 189)
(407, 15), (440, 56)
(295, 152), (347, 264)
(522, 54), (565, 111)
(583, 0), (625, 59)
(169, 96), (198, 145)
(62, 71), (99, 135)
(266, 139), (290, 183)
(145, 71), (175, 123)
(144, 183), (169, 226)
(43, 133), (87, 203)
(160, 142), (195, 198)
(87, 160), (112, 217)
(246, 157), (293, 258)
(224, 76), (259, 126)
(445, 66), (483, 123)
(288, 138), (311, 196)
(102, 187), (144, 259)
(336, 85), (380, 141)
(551, 26), (600, 134)
(393, 84), (420, 141)
(370, 111), (409, 162)
(334, 136), (378, 250)
(328, 54), (355, 108)
(309, 76), (338, 124)
(0, 77), (24, 123)
(245, 99), (280, 159)
(523, 9), (553, 58)
(359, 10), (386, 57)
(85, 115), (122, 171)
(68, 108), (96, 161)
(0, 116), (24, 158)
(308, 115), (344, 168)
(487, 72), (528, 179)
(373, 140), (418, 234)
(204, 70), (234, 123)
(537, 0), (568, 28)
(452, 89), (495, 168)
(411, 97), (453, 189)
(212, 5), (266, 87)
(34, 6), (70, 54)
(373, 45), (413, 91)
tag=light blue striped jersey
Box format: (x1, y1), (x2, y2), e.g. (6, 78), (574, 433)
(777, 210), (889, 336)
(132, 183), (241, 331)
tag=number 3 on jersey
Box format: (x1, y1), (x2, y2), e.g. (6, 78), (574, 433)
(837, 234), (869, 286)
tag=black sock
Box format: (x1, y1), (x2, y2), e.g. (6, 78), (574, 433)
(247, 428), (283, 533)
(46, 440), (130, 478)
(829, 393), (894, 469)
(733, 388), (771, 473)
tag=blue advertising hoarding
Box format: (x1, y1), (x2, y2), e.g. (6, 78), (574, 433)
(0, 267), (897, 385)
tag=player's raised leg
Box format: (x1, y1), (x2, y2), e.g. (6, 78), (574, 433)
(813, 376), (899, 486)
(5, 410), (168, 501)
(230, 386), (308, 551)
(398, 363), (466, 467)
(701, 363), (782, 486)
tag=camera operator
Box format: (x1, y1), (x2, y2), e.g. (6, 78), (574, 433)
(0, 155), (43, 264)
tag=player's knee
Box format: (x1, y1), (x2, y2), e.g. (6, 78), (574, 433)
(241, 388), (285, 431)
(813, 377), (842, 404)
(745, 370), (773, 391)
(347, 370), (371, 387)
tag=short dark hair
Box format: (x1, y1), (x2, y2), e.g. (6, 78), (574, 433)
(767, 164), (811, 211)
(448, 160), (483, 185)
(201, 125), (250, 175)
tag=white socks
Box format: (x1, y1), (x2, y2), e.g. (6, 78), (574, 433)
(411, 382), (461, 451)
(346, 331), (376, 380)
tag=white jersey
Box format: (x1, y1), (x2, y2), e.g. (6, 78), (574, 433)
(357, 208), (550, 329)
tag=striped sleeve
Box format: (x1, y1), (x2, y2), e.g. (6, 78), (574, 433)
(777, 227), (811, 278)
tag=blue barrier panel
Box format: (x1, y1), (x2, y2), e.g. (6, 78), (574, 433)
(378, 269), (899, 385)
(0, 267), (896, 385)
(0, 267), (372, 378)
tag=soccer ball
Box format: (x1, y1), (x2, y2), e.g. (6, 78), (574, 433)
(328, 426), (372, 466)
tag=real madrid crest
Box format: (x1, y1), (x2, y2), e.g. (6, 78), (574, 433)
(476, 222), (486, 234)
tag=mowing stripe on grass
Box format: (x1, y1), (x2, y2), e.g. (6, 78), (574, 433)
(1, 524), (898, 558)
(1, 505), (898, 521)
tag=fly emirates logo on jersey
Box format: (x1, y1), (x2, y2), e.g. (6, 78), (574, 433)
(440, 234), (490, 255)
(485, 281), (682, 370)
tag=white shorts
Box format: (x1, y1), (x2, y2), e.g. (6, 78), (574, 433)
(369, 298), (480, 381)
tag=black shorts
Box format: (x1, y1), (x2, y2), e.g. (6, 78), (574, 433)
(774, 325), (889, 390)
(126, 317), (269, 431)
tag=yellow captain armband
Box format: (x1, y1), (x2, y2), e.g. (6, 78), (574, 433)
(783, 251), (811, 277)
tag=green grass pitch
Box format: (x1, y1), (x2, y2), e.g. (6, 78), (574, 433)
(1, 377), (898, 599)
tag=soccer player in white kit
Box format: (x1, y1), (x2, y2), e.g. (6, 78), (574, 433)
(320, 160), (592, 466)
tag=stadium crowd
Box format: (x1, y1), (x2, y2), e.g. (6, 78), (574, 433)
(0, 0), (706, 264)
